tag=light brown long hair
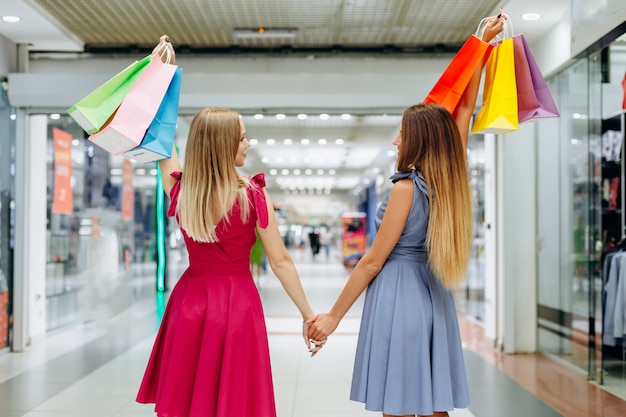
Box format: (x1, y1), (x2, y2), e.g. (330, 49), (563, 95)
(177, 108), (250, 242)
(397, 103), (472, 288)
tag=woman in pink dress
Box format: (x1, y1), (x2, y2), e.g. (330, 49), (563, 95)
(137, 36), (320, 417)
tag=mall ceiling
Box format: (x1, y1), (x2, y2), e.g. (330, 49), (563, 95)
(0, 0), (569, 223)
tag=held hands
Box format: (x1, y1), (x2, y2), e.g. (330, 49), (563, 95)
(480, 8), (507, 44)
(305, 313), (341, 356)
(152, 35), (176, 65)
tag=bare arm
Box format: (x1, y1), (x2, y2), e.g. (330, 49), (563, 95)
(256, 189), (315, 347)
(306, 179), (414, 342)
(453, 12), (506, 149)
(153, 35), (181, 198)
(158, 146), (182, 198)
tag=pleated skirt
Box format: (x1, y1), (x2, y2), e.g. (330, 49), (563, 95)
(136, 263), (276, 417)
(350, 258), (470, 415)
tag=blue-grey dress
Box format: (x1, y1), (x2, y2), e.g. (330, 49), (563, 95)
(350, 170), (470, 415)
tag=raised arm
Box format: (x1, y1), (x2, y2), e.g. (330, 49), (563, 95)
(256, 189), (315, 349)
(152, 35), (182, 198)
(453, 12), (506, 149)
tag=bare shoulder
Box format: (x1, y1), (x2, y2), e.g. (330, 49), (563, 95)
(390, 178), (415, 199)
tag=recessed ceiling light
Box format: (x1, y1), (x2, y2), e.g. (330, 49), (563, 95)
(2, 16), (21, 23)
(297, 113), (307, 120)
(275, 114), (285, 120)
(522, 13), (541, 21)
(254, 114), (264, 120)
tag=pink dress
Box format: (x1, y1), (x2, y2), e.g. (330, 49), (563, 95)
(137, 172), (275, 417)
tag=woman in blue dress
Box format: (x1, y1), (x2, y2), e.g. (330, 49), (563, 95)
(306, 12), (506, 417)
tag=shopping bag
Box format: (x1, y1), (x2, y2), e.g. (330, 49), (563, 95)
(122, 67), (182, 163)
(88, 55), (177, 155)
(472, 36), (519, 134)
(513, 34), (560, 123)
(67, 55), (152, 134)
(424, 34), (494, 114)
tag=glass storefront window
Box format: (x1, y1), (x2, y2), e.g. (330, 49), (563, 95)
(537, 40), (626, 400)
(0, 82), (15, 349)
(455, 134), (486, 323)
(45, 115), (160, 330)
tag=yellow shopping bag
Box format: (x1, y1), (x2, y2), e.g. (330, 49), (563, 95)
(471, 36), (518, 134)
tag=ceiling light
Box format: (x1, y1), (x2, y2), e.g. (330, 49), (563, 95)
(341, 114), (351, 120)
(335, 138), (344, 145)
(276, 114), (285, 120)
(267, 139), (275, 145)
(254, 114), (264, 120)
(249, 138), (258, 145)
(301, 139), (310, 145)
(233, 28), (298, 39)
(297, 114), (308, 120)
(319, 114), (329, 120)
(522, 13), (541, 21)
(318, 139), (327, 145)
(2, 16), (21, 23)
(284, 138), (293, 145)
(269, 169), (278, 175)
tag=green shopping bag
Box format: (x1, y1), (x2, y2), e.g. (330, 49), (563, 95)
(67, 55), (152, 134)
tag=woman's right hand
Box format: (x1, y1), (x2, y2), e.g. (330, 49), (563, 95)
(152, 35), (176, 64)
(480, 9), (506, 44)
(306, 313), (340, 346)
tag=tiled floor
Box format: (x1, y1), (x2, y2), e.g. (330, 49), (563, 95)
(0, 248), (625, 417)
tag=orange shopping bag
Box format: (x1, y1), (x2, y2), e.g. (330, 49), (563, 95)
(424, 20), (494, 114)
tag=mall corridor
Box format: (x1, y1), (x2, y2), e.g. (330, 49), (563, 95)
(0, 248), (624, 417)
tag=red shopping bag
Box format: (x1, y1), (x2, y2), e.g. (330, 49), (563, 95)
(513, 34), (559, 123)
(424, 33), (494, 114)
(88, 54), (177, 155)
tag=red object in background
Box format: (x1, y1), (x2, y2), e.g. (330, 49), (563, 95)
(622, 72), (626, 110)
(0, 291), (8, 348)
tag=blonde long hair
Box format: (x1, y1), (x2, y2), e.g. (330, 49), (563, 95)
(177, 108), (250, 242)
(397, 103), (473, 288)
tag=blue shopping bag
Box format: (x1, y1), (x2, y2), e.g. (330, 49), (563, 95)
(122, 68), (183, 163)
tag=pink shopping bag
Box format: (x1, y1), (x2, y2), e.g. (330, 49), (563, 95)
(88, 55), (177, 155)
(513, 34), (559, 123)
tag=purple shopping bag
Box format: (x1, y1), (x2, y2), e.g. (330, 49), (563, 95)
(88, 55), (177, 155)
(513, 34), (559, 123)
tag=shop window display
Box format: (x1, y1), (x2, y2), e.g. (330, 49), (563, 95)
(0, 83), (15, 349)
(45, 115), (161, 330)
(537, 40), (626, 400)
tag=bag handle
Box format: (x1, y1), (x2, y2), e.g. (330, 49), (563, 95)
(151, 40), (173, 64)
